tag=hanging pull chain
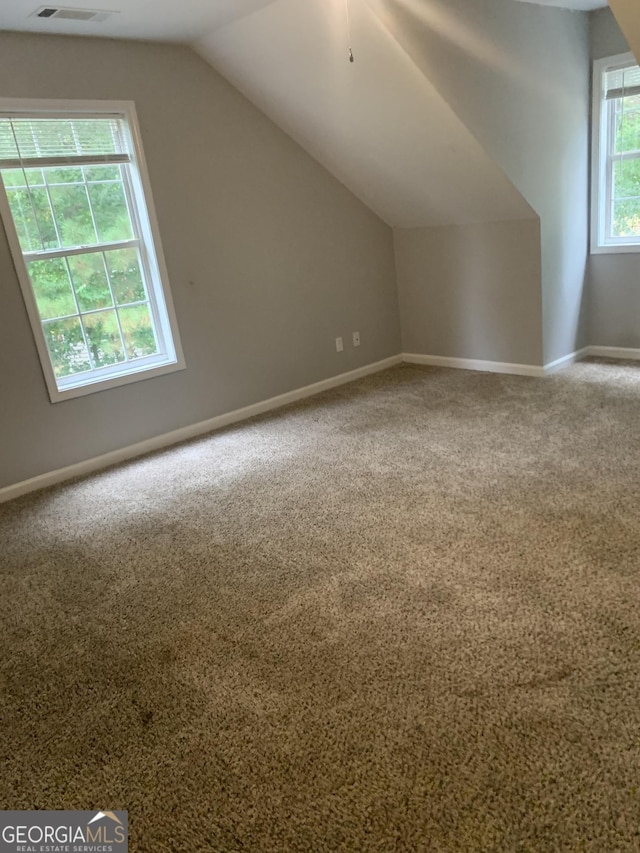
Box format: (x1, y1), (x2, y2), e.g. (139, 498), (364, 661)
(345, 0), (354, 62)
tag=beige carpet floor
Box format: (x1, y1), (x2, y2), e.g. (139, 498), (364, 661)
(1, 360), (640, 852)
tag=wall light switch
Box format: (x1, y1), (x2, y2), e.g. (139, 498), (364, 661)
(335, 337), (344, 352)
(353, 331), (360, 347)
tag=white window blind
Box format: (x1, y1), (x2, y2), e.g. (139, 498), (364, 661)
(0, 116), (129, 169)
(604, 63), (640, 101)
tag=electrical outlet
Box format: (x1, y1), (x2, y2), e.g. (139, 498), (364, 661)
(335, 337), (344, 352)
(353, 331), (360, 347)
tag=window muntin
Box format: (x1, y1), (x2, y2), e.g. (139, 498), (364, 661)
(0, 103), (184, 400)
(592, 54), (640, 252)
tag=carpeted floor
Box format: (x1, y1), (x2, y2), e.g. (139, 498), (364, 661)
(1, 360), (640, 852)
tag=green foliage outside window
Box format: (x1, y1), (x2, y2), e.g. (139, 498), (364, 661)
(612, 98), (640, 238)
(2, 163), (158, 378)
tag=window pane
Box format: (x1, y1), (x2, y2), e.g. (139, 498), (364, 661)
(45, 166), (83, 185)
(85, 166), (120, 182)
(43, 317), (91, 377)
(27, 187), (58, 249)
(82, 310), (125, 367)
(612, 160), (640, 237)
(613, 158), (640, 200)
(24, 169), (45, 188)
(3, 177), (57, 252)
(87, 180), (133, 243)
(106, 248), (145, 304)
(615, 107), (640, 154)
(67, 252), (112, 312)
(48, 184), (97, 248)
(4, 185), (40, 251)
(2, 169), (28, 189)
(27, 258), (76, 320)
(612, 198), (640, 237)
(119, 304), (158, 359)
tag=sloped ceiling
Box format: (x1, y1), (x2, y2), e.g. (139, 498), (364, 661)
(609, 0), (640, 61)
(3, 0), (604, 228)
(0, 0), (605, 39)
(196, 0), (533, 227)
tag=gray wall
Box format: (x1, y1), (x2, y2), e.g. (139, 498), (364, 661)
(395, 220), (542, 365)
(0, 32), (400, 489)
(590, 6), (630, 59)
(373, 0), (590, 365)
(588, 8), (640, 349)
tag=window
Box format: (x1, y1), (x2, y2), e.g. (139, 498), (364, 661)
(592, 53), (640, 253)
(0, 99), (184, 402)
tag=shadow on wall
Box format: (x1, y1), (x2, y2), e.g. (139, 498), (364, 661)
(371, 0), (590, 364)
(395, 219), (543, 366)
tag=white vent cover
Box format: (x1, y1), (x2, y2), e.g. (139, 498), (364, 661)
(31, 6), (115, 22)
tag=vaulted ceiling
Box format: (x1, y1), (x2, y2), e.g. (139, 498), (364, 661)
(196, 0), (533, 227)
(0, 0), (628, 230)
(609, 0), (640, 59)
(0, 0), (608, 39)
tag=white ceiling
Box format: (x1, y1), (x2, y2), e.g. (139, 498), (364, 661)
(0, 0), (278, 41)
(0, 0), (608, 227)
(0, 0), (607, 42)
(196, 0), (533, 227)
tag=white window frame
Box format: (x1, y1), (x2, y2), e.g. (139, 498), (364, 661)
(591, 52), (640, 254)
(0, 98), (185, 402)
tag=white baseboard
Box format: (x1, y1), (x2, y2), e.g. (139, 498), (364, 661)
(543, 347), (589, 375)
(4, 345), (639, 505)
(584, 345), (640, 361)
(403, 346), (630, 377)
(0, 354), (402, 505)
(402, 352), (546, 377)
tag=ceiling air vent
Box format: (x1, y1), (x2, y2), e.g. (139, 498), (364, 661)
(32, 6), (115, 22)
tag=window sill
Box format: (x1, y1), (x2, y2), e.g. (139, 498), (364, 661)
(590, 243), (640, 255)
(49, 357), (186, 403)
